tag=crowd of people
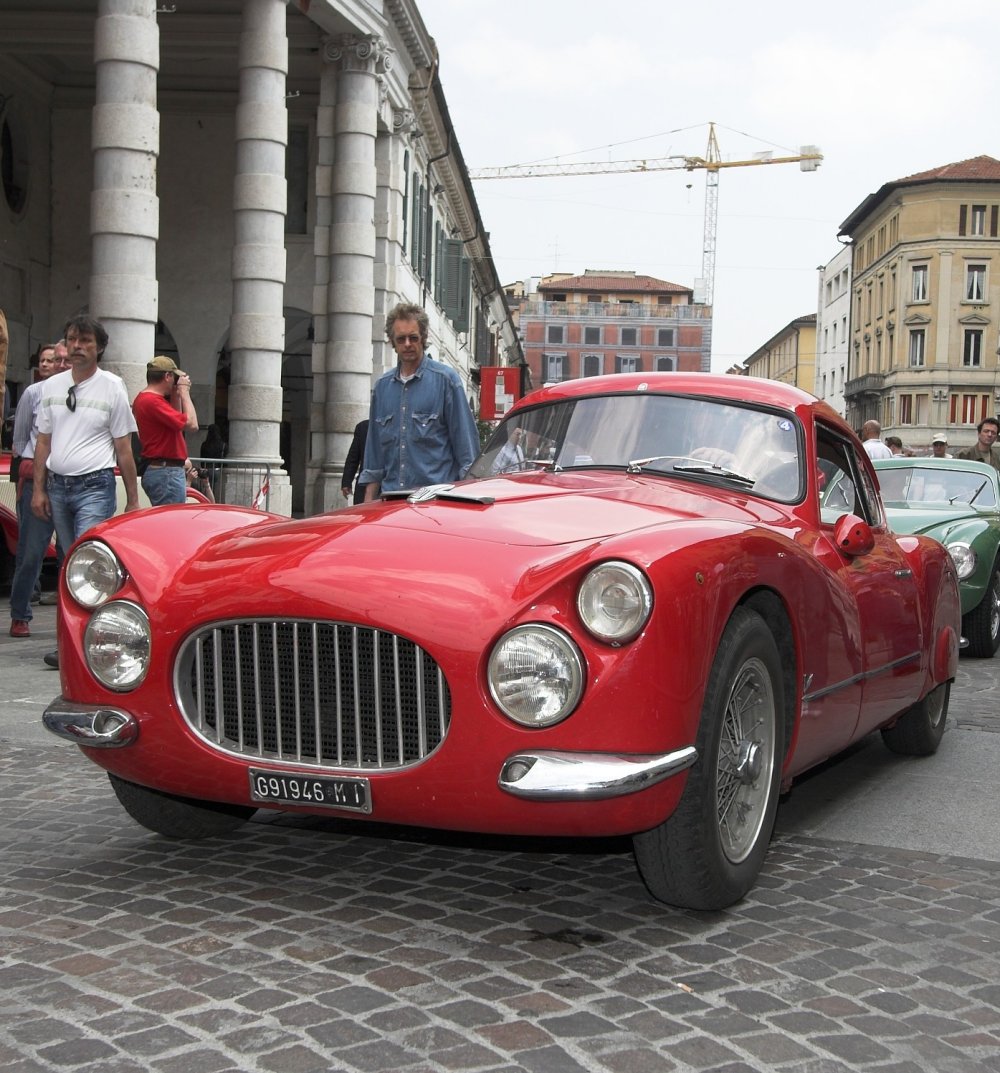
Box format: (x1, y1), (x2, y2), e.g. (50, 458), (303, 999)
(860, 417), (1000, 471)
(6, 302), (480, 659)
(4, 315), (219, 658)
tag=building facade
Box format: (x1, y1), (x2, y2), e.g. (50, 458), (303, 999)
(815, 246), (851, 416)
(509, 270), (712, 388)
(744, 314), (817, 392)
(839, 156), (1000, 449)
(0, 0), (521, 516)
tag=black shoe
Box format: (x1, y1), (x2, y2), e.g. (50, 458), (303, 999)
(43, 650), (59, 669)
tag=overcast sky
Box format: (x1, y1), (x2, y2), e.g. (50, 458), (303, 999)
(417, 0), (1000, 372)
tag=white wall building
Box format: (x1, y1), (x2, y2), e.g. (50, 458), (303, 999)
(815, 245), (851, 417)
(0, 0), (521, 516)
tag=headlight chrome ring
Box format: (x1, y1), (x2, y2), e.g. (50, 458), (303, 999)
(488, 624), (584, 728)
(577, 560), (653, 644)
(66, 541), (126, 608)
(948, 542), (976, 580)
(84, 602), (151, 691)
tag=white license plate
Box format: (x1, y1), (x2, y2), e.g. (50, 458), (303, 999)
(248, 768), (371, 813)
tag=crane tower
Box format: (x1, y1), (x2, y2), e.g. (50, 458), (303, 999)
(469, 122), (822, 309)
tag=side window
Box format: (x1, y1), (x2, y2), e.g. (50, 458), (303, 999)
(816, 424), (881, 527)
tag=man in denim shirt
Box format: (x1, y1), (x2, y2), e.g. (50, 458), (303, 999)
(360, 302), (479, 499)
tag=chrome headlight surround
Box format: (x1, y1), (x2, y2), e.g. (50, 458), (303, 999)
(577, 561), (653, 644)
(66, 541), (126, 608)
(948, 541), (976, 580)
(488, 624), (585, 728)
(84, 601), (151, 691)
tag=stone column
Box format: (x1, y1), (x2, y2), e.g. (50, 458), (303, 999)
(90, 0), (159, 397)
(311, 33), (391, 512)
(227, 0), (292, 516)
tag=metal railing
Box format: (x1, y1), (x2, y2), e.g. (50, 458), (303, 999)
(188, 457), (271, 511)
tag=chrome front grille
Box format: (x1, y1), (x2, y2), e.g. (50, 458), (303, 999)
(176, 620), (451, 769)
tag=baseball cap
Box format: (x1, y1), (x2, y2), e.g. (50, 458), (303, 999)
(931, 433), (948, 444)
(148, 355), (182, 374)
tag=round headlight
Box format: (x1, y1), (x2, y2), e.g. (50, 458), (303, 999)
(84, 602), (151, 691)
(488, 624), (584, 727)
(66, 541), (125, 608)
(577, 561), (653, 644)
(948, 542), (976, 580)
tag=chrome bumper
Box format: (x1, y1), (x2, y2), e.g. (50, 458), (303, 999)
(498, 746), (697, 800)
(43, 696), (139, 748)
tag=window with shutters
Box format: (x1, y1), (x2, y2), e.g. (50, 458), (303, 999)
(616, 355), (641, 373)
(440, 238), (470, 332)
(582, 354), (602, 377)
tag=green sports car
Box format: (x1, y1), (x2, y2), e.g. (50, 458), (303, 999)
(874, 456), (1000, 657)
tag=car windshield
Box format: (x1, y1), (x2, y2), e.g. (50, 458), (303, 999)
(877, 465), (998, 508)
(470, 392), (804, 501)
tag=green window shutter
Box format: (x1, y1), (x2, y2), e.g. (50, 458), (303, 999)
(442, 238), (471, 332)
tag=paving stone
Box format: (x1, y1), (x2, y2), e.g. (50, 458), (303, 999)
(3, 725), (1000, 1073)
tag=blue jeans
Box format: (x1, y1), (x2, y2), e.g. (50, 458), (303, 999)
(9, 479), (56, 623)
(142, 466), (186, 505)
(47, 469), (117, 555)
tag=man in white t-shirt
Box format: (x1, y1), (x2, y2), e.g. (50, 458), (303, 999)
(861, 419), (893, 460)
(32, 315), (138, 666)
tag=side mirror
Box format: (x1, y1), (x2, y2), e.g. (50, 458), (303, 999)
(833, 513), (875, 557)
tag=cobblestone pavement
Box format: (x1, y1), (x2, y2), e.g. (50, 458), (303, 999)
(2, 733), (1000, 1073)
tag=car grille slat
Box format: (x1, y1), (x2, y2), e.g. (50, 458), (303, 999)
(177, 620), (451, 770)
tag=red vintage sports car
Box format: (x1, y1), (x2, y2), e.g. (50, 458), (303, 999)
(43, 373), (961, 910)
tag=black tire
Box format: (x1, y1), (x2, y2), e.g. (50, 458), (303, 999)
(961, 559), (1000, 658)
(880, 681), (949, 756)
(633, 607), (784, 911)
(108, 773), (255, 839)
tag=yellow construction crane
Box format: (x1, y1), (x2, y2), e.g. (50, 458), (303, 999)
(468, 122), (823, 307)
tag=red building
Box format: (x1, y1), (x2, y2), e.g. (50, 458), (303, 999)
(508, 270), (713, 388)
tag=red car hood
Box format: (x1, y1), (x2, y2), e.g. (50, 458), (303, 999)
(100, 473), (781, 636)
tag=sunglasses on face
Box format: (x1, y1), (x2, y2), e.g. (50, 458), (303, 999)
(66, 384), (77, 412)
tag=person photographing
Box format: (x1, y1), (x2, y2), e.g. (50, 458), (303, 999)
(132, 356), (199, 505)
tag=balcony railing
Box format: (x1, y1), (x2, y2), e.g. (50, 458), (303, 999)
(523, 301), (711, 320)
(844, 373), (885, 397)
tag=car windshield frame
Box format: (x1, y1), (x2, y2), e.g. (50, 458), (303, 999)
(470, 391), (806, 503)
(877, 464), (999, 509)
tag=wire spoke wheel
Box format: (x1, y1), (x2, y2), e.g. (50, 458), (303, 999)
(633, 607), (785, 910)
(716, 656), (776, 864)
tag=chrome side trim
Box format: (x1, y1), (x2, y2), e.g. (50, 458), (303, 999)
(43, 697), (139, 748)
(498, 747), (698, 800)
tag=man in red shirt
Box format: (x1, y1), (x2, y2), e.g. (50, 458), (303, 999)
(132, 356), (199, 505)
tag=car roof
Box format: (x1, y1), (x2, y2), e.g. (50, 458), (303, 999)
(515, 372), (851, 435)
(873, 456), (998, 477)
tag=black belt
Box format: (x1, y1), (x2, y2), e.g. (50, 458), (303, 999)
(143, 458), (185, 468)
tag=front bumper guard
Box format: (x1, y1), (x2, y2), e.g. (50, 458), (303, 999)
(498, 746), (697, 800)
(43, 697), (139, 748)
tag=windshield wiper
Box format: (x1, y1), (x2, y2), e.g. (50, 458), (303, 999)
(671, 460), (755, 486)
(965, 478), (987, 506)
(627, 455), (676, 473)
